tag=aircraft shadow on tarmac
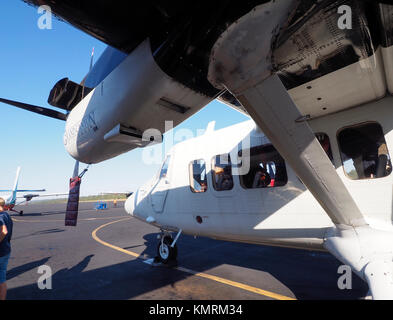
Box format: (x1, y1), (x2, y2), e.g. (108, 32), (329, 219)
(137, 233), (369, 300)
(12, 228), (65, 241)
(7, 231), (369, 300)
(7, 257), (51, 281)
(13, 208), (102, 217)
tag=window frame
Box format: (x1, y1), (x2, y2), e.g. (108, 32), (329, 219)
(211, 153), (234, 192)
(189, 159), (208, 193)
(337, 121), (392, 181)
(238, 143), (288, 190)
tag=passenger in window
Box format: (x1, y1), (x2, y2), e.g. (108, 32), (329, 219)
(252, 168), (271, 188)
(189, 160), (208, 193)
(214, 166), (233, 191)
(266, 162), (276, 187)
(377, 143), (392, 178)
(338, 122), (392, 180)
(212, 154), (234, 191)
(239, 144), (288, 189)
(193, 178), (207, 193)
(221, 169), (234, 190)
(364, 164), (376, 179)
(316, 133), (333, 162)
(193, 184), (204, 193)
(213, 166), (223, 189)
(386, 163), (392, 176)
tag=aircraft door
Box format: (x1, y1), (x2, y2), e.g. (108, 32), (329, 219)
(150, 156), (171, 213)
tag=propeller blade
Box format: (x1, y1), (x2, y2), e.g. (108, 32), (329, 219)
(0, 97), (67, 121)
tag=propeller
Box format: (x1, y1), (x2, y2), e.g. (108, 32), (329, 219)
(0, 97), (67, 121)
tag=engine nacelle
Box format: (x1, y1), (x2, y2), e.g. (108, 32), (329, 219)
(64, 40), (212, 164)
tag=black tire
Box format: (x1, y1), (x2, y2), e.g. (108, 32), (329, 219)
(157, 236), (178, 264)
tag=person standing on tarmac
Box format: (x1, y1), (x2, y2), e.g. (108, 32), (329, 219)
(0, 197), (13, 300)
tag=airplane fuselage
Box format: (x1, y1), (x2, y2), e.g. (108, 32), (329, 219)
(125, 96), (393, 251)
(3, 195), (15, 209)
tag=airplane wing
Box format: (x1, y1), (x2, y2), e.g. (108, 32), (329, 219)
(17, 193), (69, 202)
(18, 0), (391, 118)
(16, 193), (68, 198)
(0, 189), (45, 192)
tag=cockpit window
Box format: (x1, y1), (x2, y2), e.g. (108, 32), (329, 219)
(212, 154), (234, 191)
(239, 144), (288, 189)
(189, 160), (208, 193)
(159, 156), (171, 179)
(338, 122), (392, 180)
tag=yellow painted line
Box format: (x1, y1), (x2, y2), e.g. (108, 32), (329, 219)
(92, 218), (139, 258)
(176, 266), (295, 300)
(92, 218), (296, 300)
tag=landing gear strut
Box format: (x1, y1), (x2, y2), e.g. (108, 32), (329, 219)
(156, 229), (182, 265)
(11, 209), (23, 216)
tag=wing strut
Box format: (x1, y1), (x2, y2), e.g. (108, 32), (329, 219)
(205, 1), (391, 298)
(235, 75), (367, 228)
(206, 1), (366, 228)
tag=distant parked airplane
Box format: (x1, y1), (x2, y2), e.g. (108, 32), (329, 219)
(0, 167), (66, 215)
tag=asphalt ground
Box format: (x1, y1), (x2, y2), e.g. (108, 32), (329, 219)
(5, 201), (368, 300)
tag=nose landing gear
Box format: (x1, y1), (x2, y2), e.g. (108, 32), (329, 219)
(156, 229), (182, 265)
(157, 235), (177, 264)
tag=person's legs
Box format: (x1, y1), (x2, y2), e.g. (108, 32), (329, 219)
(0, 254), (10, 300)
(0, 282), (7, 300)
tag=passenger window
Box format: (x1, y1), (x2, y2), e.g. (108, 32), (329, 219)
(316, 133), (333, 162)
(239, 144), (288, 189)
(189, 160), (208, 193)
(159, 156), (171, 179)
(212, 154), (234, 191)
(338, 122), (392, 180)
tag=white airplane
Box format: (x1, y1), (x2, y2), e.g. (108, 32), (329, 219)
(2, 0), (393, 299)
(0, 167), (68, 215)
(125, 109), (393, 289)
(0, 167), (46, 215)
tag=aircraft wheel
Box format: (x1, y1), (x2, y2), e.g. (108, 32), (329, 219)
(19, 211), (23, 216)
(157, 236), (178, 264)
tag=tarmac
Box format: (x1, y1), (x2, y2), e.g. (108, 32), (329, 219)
(6, 201), (368, 300)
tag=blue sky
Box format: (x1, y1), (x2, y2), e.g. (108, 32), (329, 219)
(0, 0), (249, 196)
